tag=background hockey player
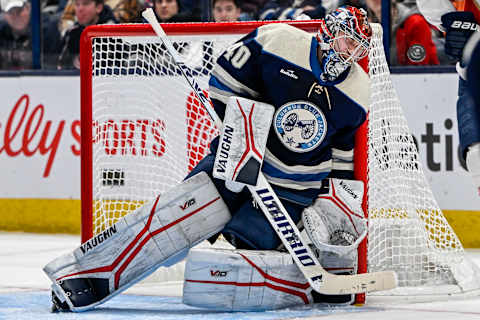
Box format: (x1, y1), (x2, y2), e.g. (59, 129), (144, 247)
(465, 30), (480, 196)
(43, 6), (375, 312)
(417, 0), (480, 194)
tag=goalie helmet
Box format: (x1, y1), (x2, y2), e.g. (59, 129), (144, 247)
(317, 6), (372, 81)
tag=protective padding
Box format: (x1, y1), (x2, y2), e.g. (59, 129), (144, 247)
(43, 172), (230, 312)
(213, 96), (274, 186)
(183, 248), (313, 311)
(302, 179), (366, 257)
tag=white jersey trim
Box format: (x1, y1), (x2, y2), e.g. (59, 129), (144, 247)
(263, 149), (331, 190)
(265, 149), (332, 175)
(265, 175), (326, 190)
(332, 160), (354, 171)
(209, 86), (235, 104)
(331, 148), (354, 162)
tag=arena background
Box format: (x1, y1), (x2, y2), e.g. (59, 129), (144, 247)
(0, 70), (479, 246)
(1, 0), (480, 246)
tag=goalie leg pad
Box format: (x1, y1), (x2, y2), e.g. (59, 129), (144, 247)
(182, 248), (314, 311)
(43, 172), (231, 312)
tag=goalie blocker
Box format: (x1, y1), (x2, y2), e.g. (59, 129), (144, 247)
(43, 172), (231, 312)
(213, 96), (274, 189)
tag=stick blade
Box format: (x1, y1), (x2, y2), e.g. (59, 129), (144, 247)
(306, 267), (398, 295)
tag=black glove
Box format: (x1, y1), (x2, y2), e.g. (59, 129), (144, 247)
(441, 11), (479, 60)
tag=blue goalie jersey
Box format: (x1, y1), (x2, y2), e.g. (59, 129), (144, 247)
(208, 23), (369, 195)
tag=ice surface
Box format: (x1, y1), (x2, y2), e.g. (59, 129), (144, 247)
(2, 232), (480, 320)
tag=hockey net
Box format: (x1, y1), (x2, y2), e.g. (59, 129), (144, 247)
(80, 21), (480, 301)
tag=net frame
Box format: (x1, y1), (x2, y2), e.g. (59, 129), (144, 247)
(79, 21), (480, 303)
(80, 21), (321, 243)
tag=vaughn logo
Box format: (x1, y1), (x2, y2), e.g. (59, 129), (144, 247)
(213, 125), (234, 175)
(280, 68), (298, 79)
(210, 270), (228, 277)
(80, 225), (117, 254)
(180, 198), (196, 210)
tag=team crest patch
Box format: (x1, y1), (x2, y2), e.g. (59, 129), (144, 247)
(274, 101), (327, 153)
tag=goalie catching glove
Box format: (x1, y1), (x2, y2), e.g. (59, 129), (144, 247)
(302, 178), (367, 273)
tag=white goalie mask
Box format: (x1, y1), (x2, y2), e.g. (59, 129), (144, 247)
(317, 6), (372, 81)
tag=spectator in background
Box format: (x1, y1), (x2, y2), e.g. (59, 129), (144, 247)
(57, 0), (117, 69)
(212, 0), (240, 22)
(365, 0), (439, 65)
(182, 0), (240, 72)
(364, 0), (380, 22)
(153, 0), (197, 22)
(59, 0), (141, 35)
(239, 0), (268, 20)
(154, 0), (178, 21)
(177, 0), (203, 21)
(344, 0), (366, 8)
(311, 0), (366, 14)
(0, 0), (61, 69)
(259, 0), (326, 20)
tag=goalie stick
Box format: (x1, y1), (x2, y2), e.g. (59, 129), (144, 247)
(141, 8), (397, 295)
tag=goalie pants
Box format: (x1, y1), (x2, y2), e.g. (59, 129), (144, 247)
(187, 138), (325, 250)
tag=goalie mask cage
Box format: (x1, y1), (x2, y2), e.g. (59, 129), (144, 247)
(80, 21), (480, 303)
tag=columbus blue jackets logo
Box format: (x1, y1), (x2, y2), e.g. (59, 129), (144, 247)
(274, 101), (327, 152)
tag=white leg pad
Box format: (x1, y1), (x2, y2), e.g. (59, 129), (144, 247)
(182, 248), (314, 311)
(43, 172), (230, 312)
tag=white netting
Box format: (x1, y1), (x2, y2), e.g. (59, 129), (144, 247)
(90, 34), (226, 235)
(366, 24), (480, 295)
(84, 22), (480, 297)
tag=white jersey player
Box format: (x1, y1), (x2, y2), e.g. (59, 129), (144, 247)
(43, 6), (374, 312)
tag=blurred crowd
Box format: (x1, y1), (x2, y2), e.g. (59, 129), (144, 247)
(0, 0), (456, 70)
